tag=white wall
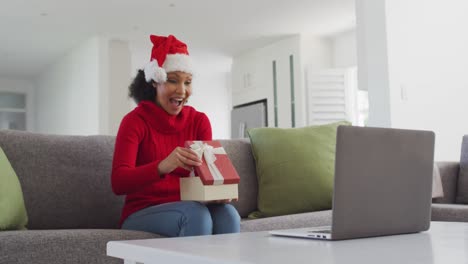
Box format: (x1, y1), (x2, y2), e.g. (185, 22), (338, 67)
(301, 31), (358, 73)
(36, 37), (100, 135)
(356, 0), (468, 161)
(130, 42), (232, 139)
(0, 78), (33, 92)
(104, 39), (133, 136)
(385, 0), (468, 161)
(331, 29), (357, 68)
(232, 35), (304, 128)
(189, 52), (232, 139)
(35, 36), (132, 136)
(0, 77), (35, 131)
(300, 35), (333, 72)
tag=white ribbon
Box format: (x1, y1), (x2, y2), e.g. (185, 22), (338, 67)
(189, 141), (227, 185)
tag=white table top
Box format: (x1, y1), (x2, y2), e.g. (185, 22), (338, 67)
(107, 221), (468, 264)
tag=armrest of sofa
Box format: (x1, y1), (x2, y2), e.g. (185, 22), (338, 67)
(433, 161), (460, 204)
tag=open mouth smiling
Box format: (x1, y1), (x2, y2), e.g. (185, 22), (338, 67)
(169, 98), (184, 107)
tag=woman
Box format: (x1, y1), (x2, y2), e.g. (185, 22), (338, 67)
(111, 35), (240, 237)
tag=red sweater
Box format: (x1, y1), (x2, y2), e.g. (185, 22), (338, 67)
(111, 101), (212, 226)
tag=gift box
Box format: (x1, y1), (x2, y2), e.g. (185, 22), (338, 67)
(180, 140), (240, 201)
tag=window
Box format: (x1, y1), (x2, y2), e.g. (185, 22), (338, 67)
(0, 91), (27, 130)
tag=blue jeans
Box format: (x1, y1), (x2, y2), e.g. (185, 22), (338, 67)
(122, 201), (241, 237)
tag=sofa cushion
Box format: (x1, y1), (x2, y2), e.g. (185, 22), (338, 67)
(220, 139), (258, 218)
(0, 229), (160, 264)
(431, 204), (468, 222)
(248, 122), (348, 218)
(241, 210), (331, 232)
(0, 146), (28, 230)
(456, 135), (468, 204)
(0, 130), (122, 229)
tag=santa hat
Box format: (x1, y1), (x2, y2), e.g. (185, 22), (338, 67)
(143, 35), (194, 83)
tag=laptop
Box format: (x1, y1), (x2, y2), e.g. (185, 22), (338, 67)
(269, 125), (435, 240)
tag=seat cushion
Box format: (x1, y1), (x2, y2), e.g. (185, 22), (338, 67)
(431, 204), (468, 222)
(241, 210), (332, 232)
(0, 229), (161, 264)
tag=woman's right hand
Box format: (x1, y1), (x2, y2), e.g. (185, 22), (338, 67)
(158, 147), (202, 175)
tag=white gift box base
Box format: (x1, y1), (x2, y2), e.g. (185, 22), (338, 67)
(180, 176), (238, 201)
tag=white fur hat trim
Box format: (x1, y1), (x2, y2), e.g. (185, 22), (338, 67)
(143, 54), (193, 83)
(144, 60), (167, 83)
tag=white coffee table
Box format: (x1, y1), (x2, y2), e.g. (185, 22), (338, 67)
(107, 221), (468, 264)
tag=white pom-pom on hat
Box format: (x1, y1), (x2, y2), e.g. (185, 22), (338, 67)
(144, 60), (167, 83)
(143, 35), (194, 83)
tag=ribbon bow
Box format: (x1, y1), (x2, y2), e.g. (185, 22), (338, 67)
(190, 141), (227, 185)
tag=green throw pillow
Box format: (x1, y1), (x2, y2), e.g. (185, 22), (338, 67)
(0, 146), (28, 230)
(248, 121), (350, 218)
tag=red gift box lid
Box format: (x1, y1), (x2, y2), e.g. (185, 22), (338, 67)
(185, 140), (241, 185)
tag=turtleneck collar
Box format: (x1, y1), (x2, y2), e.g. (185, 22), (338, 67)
(135, 101), (195, 134)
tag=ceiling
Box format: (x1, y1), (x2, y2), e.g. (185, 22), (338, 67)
(0, 0), (355, 79)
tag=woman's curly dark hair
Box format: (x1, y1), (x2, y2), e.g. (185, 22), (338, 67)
(128, 70), (156, 103)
